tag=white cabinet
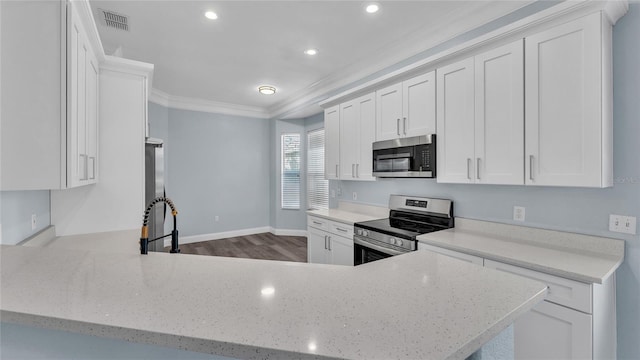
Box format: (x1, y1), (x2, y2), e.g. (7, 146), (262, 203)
(525, 12), (612, 187)
(307, 216), (354, 266)
(418, 243), (484, 265)
(0, 0), (101, 190)
(484, 259), (616, 360)
(324, 105), (340, 180)
(437, 40), (524, 184)
(68, 2), (99, 187)
(376, 72), (436, 141)
(339, 93), (375, 180)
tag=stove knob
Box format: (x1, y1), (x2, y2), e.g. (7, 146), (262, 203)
(356, 229), (363, 236)
(389, 237), (396, 245)
(396, 239), (404, 247)
(362, 230), (369, 237)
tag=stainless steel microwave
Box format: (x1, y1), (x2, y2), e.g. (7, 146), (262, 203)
(372, 135), (436, 178)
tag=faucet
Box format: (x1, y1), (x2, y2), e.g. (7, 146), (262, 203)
(140, 197), (180, 255)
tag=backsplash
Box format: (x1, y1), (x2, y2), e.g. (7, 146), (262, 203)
(0, 190), (51, 245)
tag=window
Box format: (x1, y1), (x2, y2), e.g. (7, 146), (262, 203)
(307, 129), (328, 210)
(281, 133), (301, 209)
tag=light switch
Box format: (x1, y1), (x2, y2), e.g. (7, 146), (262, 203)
(609, 214), (636, 235)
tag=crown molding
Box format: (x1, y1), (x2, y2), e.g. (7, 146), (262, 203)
(74, 0), (106, 63)
(149, 88), (271, 119)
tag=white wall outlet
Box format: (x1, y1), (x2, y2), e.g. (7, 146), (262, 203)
(31, 214), (37, 230)
(330, 189), (336, 198)
(215, 215), (219, 222)
(513, 206), (525, 221)
(609, 214), (637, 234)
(352, 192), (357, 201)
(336, 188), (342, 197)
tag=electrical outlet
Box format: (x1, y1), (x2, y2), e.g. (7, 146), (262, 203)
(336, 188), (342, 197)
(352, 192), (357, 201)
(330, 189), (336, 198)
(215, 216), (220, 222)
(513, 206), (525, 221)
(609, 214), (636, 234)
(31, 214), (37, 230)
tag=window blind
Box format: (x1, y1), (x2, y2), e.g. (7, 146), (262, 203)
(307, 129), (328, 210)
(281, 133), (301, 209)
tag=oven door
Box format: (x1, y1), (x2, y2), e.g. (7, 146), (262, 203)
(353, 237), (408, 265)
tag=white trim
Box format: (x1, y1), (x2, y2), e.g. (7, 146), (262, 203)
(270, 228), (308, 237)
(149, 89), (271, 119)
(74, 0), (106, 63)
(101, 56), (154, 78)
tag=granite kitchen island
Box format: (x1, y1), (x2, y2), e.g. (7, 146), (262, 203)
(0, 237), (546, 360)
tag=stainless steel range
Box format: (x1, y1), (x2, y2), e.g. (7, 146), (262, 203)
(353, 195), (453, 265)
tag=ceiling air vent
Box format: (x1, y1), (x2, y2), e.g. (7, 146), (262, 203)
(99, 8), (129, 31)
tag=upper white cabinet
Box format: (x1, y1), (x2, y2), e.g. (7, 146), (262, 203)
(437, 40), (524, 184)
(68, 2), (100, 187)
(324, 105), (340, 180)
(1, 0), (101, 190)
(339, 93), (375, 180)
(376, 72), (436, 141)
(525, 12), (612, 187)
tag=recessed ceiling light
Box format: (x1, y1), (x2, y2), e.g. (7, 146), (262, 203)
(304, 48), (318, 56)
(258, 85), (276, 95)
(365, 3), (380, 14)
(204, 11), (218, 20)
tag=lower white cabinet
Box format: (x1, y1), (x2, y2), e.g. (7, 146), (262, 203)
(420, 244), (616, 360)
(307, 216), (354, 266)
(513, 300), (592, 360)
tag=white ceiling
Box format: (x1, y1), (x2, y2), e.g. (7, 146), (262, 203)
(90, 1), (535, 119)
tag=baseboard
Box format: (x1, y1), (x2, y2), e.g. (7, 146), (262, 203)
(270, 228), (308, 237)
(167, 227), (307, 246)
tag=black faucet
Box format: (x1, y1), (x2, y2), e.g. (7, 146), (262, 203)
(140, 197), (180, 255)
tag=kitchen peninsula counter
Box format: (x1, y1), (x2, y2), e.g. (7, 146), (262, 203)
(1, 241), (546, 360)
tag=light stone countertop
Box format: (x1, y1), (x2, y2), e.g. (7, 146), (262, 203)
(0, 243), (547, 360)
(307, 201), (389, 225)
(417, 218), (625, 284)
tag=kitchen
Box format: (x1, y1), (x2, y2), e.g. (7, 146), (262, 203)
(1, 0), (639, 359)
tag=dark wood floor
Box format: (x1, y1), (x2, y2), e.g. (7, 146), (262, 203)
(166, 233), (307, 262)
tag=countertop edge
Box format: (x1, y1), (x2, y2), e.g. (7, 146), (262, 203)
(417, 235), (623, 284)
(0, 310), (336, 360)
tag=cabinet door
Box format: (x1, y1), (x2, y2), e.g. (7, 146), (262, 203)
(356, 93), (376, 180)
(86, 51), (99, 182)
(514, 301), (592, 360)
(375, 83), (403, 141)
(324, 105), (340, 180)
(474, 40), (524, 185)
(307, 227), (329, 264)
(68, 3), (88, 188)
(328, 234), (354, 266)
(403, 72), (436, 138)
(436, 58), (475, 183)
(340, 100), (358, 179)
(525, 12), (604, 187)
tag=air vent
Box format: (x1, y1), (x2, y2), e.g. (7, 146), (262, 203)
(99, 8), (129, 31)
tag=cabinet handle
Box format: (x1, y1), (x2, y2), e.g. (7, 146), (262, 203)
(467, 158), (472, 180)
(335, 164), (339, 178)
(313, 221), (322, 225)
(403, 117), (407, 135)
(476, 158), (481, 180)
(90, 156), (96, 180)
(328, 236), (332, 251)
(529, 155), (534, 181)
(336, 227), (348, 233)
(351, 164), (355, 178)
(356, 163), (359, 178)
(324, 235), (328, 250)
(397, 118), (401, 135)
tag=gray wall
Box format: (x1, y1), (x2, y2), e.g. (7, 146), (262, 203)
(166, 108), (271, 237)
(0, 190), (50, 245)
(329, 4), (640, 358)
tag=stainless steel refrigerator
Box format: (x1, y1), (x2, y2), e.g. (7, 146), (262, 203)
(145, 138), (165, 252)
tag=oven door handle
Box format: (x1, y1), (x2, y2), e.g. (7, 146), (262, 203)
(354, 237), (408, 256)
